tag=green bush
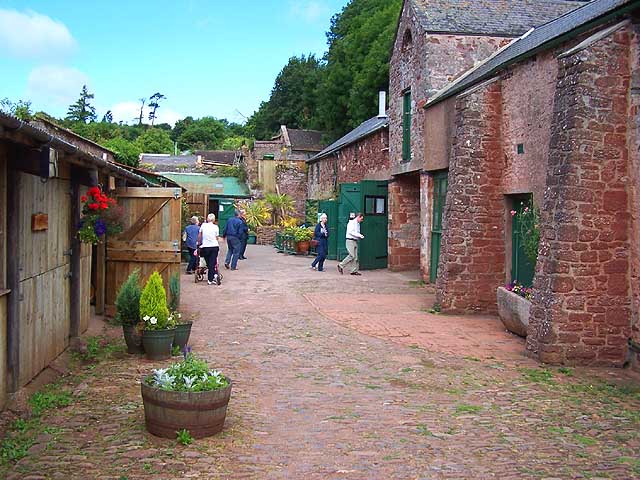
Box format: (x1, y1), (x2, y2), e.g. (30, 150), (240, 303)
(169, 272), (180, 312)
(293, 226), (313, 242)
(114, 270), (141, 325)
(139, 272), (170, 329)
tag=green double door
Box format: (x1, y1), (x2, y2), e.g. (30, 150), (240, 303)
(319, 180), (388, 270)
(511, 194), (535, 287)
(429, 171), (448, 283)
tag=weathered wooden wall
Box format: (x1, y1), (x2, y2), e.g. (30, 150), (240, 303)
(80, 241), (92, 333)
(17, 172), (72, 387)
(0, 150), (8, 409)
(184, 192), (206, 219)
(258, 159), (277, 193)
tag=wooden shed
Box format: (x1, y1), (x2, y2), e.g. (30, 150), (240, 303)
(0, 113), (148, 409)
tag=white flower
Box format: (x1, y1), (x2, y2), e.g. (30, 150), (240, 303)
(183, 375), (198, 389)
(149, 317), (157, 325)
(143, 315), (150, 321)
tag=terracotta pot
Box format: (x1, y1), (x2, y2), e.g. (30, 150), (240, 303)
(141, 378), (232, 438)
(295, 240), (310, 254)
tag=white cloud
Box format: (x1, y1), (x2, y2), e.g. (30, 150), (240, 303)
(0, 9), (76, 59)
(289, 1), (330, 22)
(110, 101), (183, 127)
(27, 65), (89, 107)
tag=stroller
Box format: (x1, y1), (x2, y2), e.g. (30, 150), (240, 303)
(194, 249), (223, 284)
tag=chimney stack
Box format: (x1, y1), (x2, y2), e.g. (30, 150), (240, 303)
(378, 91), (387, 118)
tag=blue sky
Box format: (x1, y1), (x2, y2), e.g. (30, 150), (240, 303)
(0, 0), (348, 125)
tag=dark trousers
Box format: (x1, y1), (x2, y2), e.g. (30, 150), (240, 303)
(224, 236), (242, 269)
(199, 246), (219, 282)
(311, 239), (328, 271)
(187, 247), (198, 272)
(239, 238), (248, 258)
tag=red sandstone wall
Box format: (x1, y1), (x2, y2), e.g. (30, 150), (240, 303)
(526, 26), (633, 367)
(276, 165), (307, 221)
(307, 128), (389, 200)
(435, 80), (506, 313)
(388, 173), (421, 270)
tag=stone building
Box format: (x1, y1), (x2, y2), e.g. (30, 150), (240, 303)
(388, 0), (583, 272)
(307, 113), (389, 201)
(421, 0), (639, 367)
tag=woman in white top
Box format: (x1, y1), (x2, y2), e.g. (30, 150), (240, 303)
(197, 213), (221, 285)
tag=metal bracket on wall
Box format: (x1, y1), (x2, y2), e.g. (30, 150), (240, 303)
(63, 249), (73, 257)
(173, 188), (181, 199)
(172, 240), (179, 252)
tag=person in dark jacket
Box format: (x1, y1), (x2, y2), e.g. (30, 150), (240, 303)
(183, 216), (200, 274)
(223, 210), (247, 271)
(238, 209), (249, 260)
(310, 213), (329, 272)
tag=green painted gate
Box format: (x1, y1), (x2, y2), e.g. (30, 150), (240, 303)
(335, 180), (388, 270)
(318, 199), (338, 260)
(511, 194), (535, 287)
(429, 171), (448, 283)
(216, 199), (236, 234)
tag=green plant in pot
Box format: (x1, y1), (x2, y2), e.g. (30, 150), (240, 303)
(115, 270), (143, 354)
(140, 271), (176, 360)
(141, 351), (232, 438)
(293, 226), (314, 254)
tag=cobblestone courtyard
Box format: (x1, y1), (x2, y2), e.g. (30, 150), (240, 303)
(2, 245), (640, 479)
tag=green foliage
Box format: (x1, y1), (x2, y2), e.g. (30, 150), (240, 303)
(66, 85), (97, 123)
(520, 367), (555, 384)
(518, 203), (541, 265)
(217, 165), (247, 182)
(115, 270), (142, 325)
(265, 193), (295, 224)
(135, 128), (174, 154)
(139, 272), (170, 329)
(169, 272), (180, 312)
(305, 200), (319, 226)
(176, 116), (226, 151)
(147, 354), (229, 392)
(102, 137), (142, 167)
(241, 200), (270, 230)
(29, 387), (73, 416)
(0, 97), (33, 120)
(221, 135), (250, 150)
(176, 429), (194, 446)
(293, 226), (314, 242)
(75, 336), (125, 362)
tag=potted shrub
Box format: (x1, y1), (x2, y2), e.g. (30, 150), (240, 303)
(140, 272), (176, 360)
(172, 312), (192, 351)
(115, 270), (143, 354)
(141, 352), (232, 438)
(497, 281), (532, 337)
(293, 226), (314, 255)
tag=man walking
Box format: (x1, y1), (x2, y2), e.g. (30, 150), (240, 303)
(223, 210), (247, 271)
(183, 216), (200, 274)
(238, 209), (249, 260)
(337, 212), (364, 276)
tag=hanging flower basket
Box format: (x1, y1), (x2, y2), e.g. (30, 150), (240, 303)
(77, 186), (124, 244)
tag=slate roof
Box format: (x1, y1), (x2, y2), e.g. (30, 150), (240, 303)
(426, 0), (635, 107)
(286, 128), (325, 151)
(195, 150), (238, 165)
(139, 154), (199, 172)
(411, 0), (585, 36)
(161, 173), (251, 197)
(308, 116), (389, 163)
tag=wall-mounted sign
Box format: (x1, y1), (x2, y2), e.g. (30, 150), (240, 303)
(31, 213), (48, 231)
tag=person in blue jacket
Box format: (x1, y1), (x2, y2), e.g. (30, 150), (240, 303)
(310, 213), (329, 272)
(222, 210), (248, 271)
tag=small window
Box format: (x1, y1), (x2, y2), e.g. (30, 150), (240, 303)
(365, 195), (386, 216)
(517, 144), (524, 155)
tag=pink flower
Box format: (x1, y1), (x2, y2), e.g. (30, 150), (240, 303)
(510, 210), (517, 217)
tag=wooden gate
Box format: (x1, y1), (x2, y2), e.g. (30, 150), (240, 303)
(106, 187), (182, 315)
(429, 171), (448, 283)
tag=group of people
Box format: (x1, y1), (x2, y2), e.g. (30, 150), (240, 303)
(311, 211), (365, 276)
(182, 209), (250, 286)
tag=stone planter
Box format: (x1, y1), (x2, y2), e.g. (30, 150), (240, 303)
(141, 379), (232, 438)
(497, 286), (530, 337)
(122, 324), (144, 354)
(142, 328), (176, 360)
(172, 322), (193, 351)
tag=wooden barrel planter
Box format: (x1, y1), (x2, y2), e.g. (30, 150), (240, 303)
(141, 379), (232, 438)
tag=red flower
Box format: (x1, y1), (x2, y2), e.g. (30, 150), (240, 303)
(100, 202), (109, 210)
(88, 187), (100, 197)
(88, 203), (99, 210)
(81, 195), (88, 202)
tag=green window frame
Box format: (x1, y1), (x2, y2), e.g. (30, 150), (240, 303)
(402, 90), (411, 162)
(364, 195), (386, 216)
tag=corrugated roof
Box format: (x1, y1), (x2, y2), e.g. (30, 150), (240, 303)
(161, 173), (250, 197)
(195, 150), (237, 164)
(308, 116), (389, 163)
(411, 0), (584, 36)
(426, 0), (635, 107)
(286, 128), (326, 151)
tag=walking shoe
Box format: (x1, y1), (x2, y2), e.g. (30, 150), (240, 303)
(224, 263), (230, 269)
(207, 280), (214, 285)
(350, 272), (362, 276)
(186, 271), (193, 274)
(337, 265), (343, 275)
(214, 274), (221, 285)
(239, 256), (247, 260)
(310, 265), (317, 270)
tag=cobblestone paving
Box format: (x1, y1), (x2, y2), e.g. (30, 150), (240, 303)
(2, 246), (640, 479)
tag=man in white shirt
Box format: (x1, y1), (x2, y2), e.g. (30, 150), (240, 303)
(337, 213), (364, 276)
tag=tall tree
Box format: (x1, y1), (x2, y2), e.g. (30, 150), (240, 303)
(137, 97), (146, 125)
(148, 92), (166, 126)
(66, 85), (97, 123)
(102, 110), (113, 123)
(135, 128), (173, 154)
(176, 117), (226, 151)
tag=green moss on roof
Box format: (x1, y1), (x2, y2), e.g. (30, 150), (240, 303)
(161, 173), (250, 197)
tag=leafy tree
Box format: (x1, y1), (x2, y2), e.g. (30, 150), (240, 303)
(0, 98), (33, 120)
(176, 117), (226, 151)
(148, 92), (166, 126)
(221, 136), (249, 150)
(66, 85), (97, 123)
(135, 128), (174, 154)
(102, 110), (113, 123)
(102, 137), (142, 166)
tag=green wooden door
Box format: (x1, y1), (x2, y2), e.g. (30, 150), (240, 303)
(216, 199), (236, 234)
(511, 195), (535, 287)
(429, 171), (448, 283)
(318, 199), (338, 260)
(360, 180), (388, 270)
(337, 183), (361, 262)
